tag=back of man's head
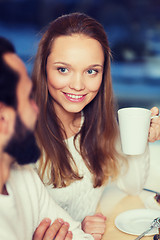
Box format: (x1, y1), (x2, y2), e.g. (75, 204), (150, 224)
(0, 37), (19, 109)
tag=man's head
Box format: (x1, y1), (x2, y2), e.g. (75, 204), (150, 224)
(0, 37), (40, 165)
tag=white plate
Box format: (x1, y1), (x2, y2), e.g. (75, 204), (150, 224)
(115, 209), (160, 236)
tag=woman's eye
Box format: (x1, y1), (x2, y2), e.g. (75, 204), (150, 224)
(87, 69), (98, 75)
(57, 67), (68, 73)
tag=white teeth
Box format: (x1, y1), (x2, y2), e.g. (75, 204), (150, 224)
(66, 94), (83, 99)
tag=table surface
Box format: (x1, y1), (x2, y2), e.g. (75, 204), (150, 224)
(98, 195), (154, 240)
(97, 143), (160, 240)
(96, 143), (160, 240)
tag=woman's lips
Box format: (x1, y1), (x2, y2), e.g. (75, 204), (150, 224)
(63, 92), (86, 102)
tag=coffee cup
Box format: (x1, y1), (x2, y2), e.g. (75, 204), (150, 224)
(118, 107), (151, 155)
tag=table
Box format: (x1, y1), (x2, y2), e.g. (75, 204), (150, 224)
(98, 195), (159, 240)
(99, 195), (153, 240)
(97, 185), (160, 240)
(97, 142), (160, 240)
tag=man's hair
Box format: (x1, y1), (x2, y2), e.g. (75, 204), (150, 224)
(0, 36), (19, 109)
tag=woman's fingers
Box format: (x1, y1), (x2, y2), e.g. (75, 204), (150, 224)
(81, 213), (106, 239)
(150, 107), (159, 116)
(92, 233), (103, 240)
(149, 107), (160, 142)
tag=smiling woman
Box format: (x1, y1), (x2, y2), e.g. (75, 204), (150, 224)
(32, 12), (152, 240)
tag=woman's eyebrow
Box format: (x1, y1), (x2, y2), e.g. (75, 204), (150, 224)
(53, 61), (71, 67)
(87, 64), (103, 68)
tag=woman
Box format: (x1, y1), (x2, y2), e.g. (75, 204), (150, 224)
(32, 12), (160, 240)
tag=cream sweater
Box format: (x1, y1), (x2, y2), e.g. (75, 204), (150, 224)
(42, 136), (150, 222)
(0, 165), (93, 240)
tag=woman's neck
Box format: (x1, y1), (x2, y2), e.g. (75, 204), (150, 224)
(58, 111), (82, 139)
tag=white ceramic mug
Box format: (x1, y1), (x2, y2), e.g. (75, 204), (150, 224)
(118, 107), (151, 155)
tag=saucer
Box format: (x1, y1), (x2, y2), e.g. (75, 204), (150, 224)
(115, 208), (160, 235)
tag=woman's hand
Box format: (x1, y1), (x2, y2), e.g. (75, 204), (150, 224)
(149, 107), (160, 142)
(33, 218), (72, 240)
(81, 213), (106, 240)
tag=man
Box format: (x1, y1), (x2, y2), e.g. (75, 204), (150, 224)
(0, 37), (93, 240)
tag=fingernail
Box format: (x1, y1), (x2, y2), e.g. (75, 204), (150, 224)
(58, 218), (64, 223)
(64, 222), (69, 226)
(43, 218), (51, 223)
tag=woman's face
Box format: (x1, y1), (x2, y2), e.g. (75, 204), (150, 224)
(46, 34), (104, 118)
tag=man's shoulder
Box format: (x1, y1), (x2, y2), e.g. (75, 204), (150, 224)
(10, 163), (38, 181)
(11, 163), (33, 172)
(9, 163), (43, 198)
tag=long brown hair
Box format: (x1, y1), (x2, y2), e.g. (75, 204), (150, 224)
(32, 12), (122, 188)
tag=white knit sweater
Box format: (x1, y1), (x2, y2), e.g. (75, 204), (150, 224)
(0, 165), (93, 240)
(43, 136), (150, 222)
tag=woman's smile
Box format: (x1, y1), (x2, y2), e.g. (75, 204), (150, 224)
(63, 92), (86, 102)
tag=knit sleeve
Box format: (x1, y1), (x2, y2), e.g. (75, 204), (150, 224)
(116, 143), (150, 195)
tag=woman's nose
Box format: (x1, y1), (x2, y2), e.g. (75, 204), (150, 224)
(69, 73), (85, 91)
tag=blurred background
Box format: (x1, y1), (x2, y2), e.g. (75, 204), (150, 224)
(0, 0), (160, 109)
